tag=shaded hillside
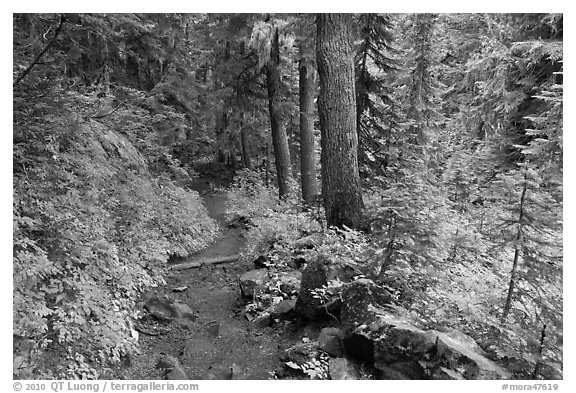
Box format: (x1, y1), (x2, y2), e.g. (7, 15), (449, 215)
(13, 87), (218, 378)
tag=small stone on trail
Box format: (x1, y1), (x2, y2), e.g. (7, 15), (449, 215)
(156, 354), (180, 370)
(146, 296), (196, 321)
(156, 354), (188, 380)
(204, 321), (220, 337)
(166, 366), (188, 380)
(230, 363), (243, 379)
(254, 255), (269, 269)
(172, 286), (188, 292)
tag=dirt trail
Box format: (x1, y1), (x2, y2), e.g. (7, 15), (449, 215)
(124, 177), (293, 380)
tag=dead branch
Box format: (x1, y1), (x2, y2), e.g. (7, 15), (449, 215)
(169, 255), (239, 271)
(14, 15), (67, 86)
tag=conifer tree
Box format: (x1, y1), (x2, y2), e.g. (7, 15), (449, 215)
(354, 13), (400, 169)
(316, 13), (364, 229)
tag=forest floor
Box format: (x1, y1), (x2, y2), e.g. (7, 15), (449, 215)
(122, 174), (301, 380)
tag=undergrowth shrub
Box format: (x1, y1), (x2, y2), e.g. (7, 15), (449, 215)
(225, 169), (322, 265)
(13, 88), (217, 379)
(226, 168), (282, 222)
(363, 182), (563, 379)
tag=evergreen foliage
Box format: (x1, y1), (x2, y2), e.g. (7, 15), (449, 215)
(13, 13), (562, 380)
(354, 14), (400, 170)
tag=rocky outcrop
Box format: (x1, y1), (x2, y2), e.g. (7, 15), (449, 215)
(340, 278), (511, 380)
(74, 121), (149, 175)
(295, 256), (362, 320)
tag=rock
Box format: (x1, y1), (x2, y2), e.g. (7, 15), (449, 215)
(294, 234), (321, 250)
(339, 278), (510, 380)
(432, 329), (511, 379)
(288, 257), (306, 269)
(204, 321), (220, 337)
(166, 366), (188, 380)
(329, 358), (360, 380)
(295, 256), (360, 320)
(340, 278), (396, 334)
(343, 332), (374, 364)
(380, 360), (427, 380)
(318, 327), (345, 357)
(283, 341), (320, 365)
(432, 366), (465, 380)
(170, 166), (191, 182)
(276, 271), (302, 296)
(239, 269), (269, 298)
(254, 255), (269, 269)
(174, 317), (197, 330)
(253, 312), (273, 328)
(374, 362), (412, 379)
(181, 338), (218, 362)
(76, 121), (148, 174)
(268, 299), (296, 318)
(372, 319), (437, 365)
(171, 302), (196, 319)
(230, 363), (243, 380)
(156, 354), (188, 380)
(340, 278), (405, 363)
(146, 296), (196, 321)
(156, 354), (180, 370)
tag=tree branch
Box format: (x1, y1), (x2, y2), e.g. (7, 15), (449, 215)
(90, 104), (123, 119)
(169, 255), (238, 271)
(14, 15), (66, 86)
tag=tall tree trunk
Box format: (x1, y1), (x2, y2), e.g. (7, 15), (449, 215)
(355, 36), (369, 162)
(501, 172), (528, 323)
(266, 26), (293, 198)
(215, 110), (228, 164)
(316, 14), (364, 229)
(265, 140), (272, 187)
(241, 122), (252, 169)
(299, 40), (319, 204)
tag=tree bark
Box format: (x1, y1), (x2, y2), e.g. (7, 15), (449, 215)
(266, 26), (293, 198)
(215, 111), (228, 164)
(240, 114), (252, 169)
(501, 173), (528, 323)
(299, 40), (319, 204)
(316, 14), (364, 229)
